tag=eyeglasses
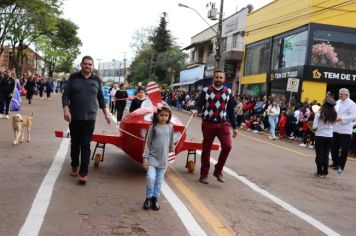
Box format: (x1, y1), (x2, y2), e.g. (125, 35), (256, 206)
(82, 63), (93, 66)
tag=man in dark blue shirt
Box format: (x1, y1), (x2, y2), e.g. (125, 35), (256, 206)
(62, 55), (111, 184)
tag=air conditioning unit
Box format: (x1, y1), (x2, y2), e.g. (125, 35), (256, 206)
(207, 8), (217, 20)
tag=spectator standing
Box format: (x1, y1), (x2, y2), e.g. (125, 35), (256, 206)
(45, 78), (54, 100)
(234, 97), (244, 128)
(0, 69), (16, 119)
(267, 100), (280, 140)
(192, 69), (238, 184)
(279, 111), (287, 138)
(62, 55), (111, 184)
(330, 88), (356, 174)
(110, 82), (118, 114)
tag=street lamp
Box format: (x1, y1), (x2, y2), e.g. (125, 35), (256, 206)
(178, 1), (223, 69)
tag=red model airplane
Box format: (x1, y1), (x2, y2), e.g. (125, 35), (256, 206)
(55, 82), (220, 172)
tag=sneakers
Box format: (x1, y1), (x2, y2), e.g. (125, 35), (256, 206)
(150, 197), (160, 210)
(70, 167), (78, 177)
(5, 115), (9, 119)
(252, 130), (259, 133)
(0, 114), (4, 119)
(199, 176), (209, 184)
(78, 175), (88, 184)
(213, 172), (225, 183)
(143, 198), (151, 210)
(298, 143), (307, 148)
(336, 167), (343, 178)
(288, 136), (294, 140)
(308, 145), (314, 149)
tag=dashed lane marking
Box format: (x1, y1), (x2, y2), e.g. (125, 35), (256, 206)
(19, 131), (70, 236)
(196, 150), (341, 236)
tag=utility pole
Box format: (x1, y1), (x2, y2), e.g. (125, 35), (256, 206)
(215, 0), (224, 69)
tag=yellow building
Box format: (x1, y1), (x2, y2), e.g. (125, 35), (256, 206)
(240, 0), (356, 102)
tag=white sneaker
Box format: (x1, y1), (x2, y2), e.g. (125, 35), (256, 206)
(337, 167), (342, 178)
(5, 115), (9, 119)
(268, 135), (273, 139)
(288, 136), (294, 140)
(252, 130), (259, 133)
(0, 114), (3, 119)
(298, 143), (307, 148)
(308, 145), (314, 149)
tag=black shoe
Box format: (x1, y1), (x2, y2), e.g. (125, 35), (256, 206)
(143, 198), (151, 210)
(150, 197), (160, 210)
(332, 166), (338, 170)
(199, 176), (209, 184)
(213, 172), (225, 182)
(329, 163), (336, 168)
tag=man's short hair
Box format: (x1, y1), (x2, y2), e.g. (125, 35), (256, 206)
(339, 88), (350, 96)
(81, 55), (94, 63)
(214, 69), (225, 75)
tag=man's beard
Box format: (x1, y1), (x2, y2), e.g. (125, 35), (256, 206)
(214, 81), (223, 87)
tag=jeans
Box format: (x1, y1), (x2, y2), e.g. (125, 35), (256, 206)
(146, 166), (166, 198)
(268, 115), (279, 138)
(69, 120), (96, 176)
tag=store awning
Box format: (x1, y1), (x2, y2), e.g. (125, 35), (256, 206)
(182, 39), (213, 50)
(169, 80), (199, 87)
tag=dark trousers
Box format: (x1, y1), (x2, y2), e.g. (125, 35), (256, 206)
(331, 132), (352, 170)
(116, 101), (126, 122)
(314, 136), (332, 175)
(39, 89), (44, 98)
(46, 90), (51, 98)
(69, 120), (96, 176)
(351, 133), (356, 155)
(200, 121), (232, 177)
(0, 93), (12, 115)
(236, 115), (243, 128)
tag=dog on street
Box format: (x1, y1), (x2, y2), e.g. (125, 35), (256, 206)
(12, 111), (34, 145)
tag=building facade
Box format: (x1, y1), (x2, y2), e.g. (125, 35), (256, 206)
(176, 5), (252, 93)
(240, 0), (356, 102)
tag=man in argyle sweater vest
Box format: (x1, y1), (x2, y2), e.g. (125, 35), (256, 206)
(192, 69), (238, 184)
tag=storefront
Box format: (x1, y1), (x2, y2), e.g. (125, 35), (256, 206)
(242, 23), (356, 102)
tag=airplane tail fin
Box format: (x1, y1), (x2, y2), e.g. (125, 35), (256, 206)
(146, 82), (162, 106)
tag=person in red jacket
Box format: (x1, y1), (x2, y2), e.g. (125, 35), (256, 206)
(279, 111), (287, 138)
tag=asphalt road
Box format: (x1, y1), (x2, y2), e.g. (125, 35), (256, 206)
(0, 94), (355, 236)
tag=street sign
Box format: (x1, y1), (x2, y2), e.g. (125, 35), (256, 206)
(286, 78), (300, 92)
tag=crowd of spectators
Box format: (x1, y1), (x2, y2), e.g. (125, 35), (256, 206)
(163, 88), (356, 156)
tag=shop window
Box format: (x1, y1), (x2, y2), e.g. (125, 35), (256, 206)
(244, 40), (270, 76)
(232, 33), (238, 49)
(312, 30), (356, 70)
(271, 30), (307, 70)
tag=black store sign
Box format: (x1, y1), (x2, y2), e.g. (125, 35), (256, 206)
(224, 60), (237, 78)
(268, 66), (304, 82)
(305, 66), (356, 85)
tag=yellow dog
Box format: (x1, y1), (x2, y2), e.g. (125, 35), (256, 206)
(12, 111), (34, 145)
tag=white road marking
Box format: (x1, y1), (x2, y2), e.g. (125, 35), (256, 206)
(19, 134), (70, 236)
(162, 182), (207, 236)
(109, 113), (206, 236)
(196, 150), (340, 236)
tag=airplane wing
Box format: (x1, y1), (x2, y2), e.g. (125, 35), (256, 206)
(55, 130), (123, 148)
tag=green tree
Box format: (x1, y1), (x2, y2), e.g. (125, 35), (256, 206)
(5, 0), (61, 75)
(128, 13), (187, 86)
(35, 18), (81, 77)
